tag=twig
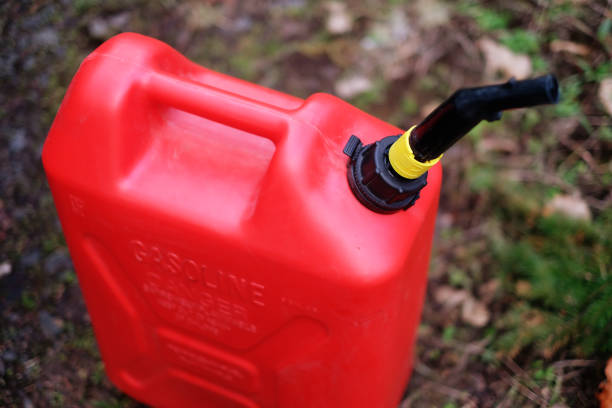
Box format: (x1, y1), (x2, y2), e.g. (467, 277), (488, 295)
(558, 136), (600, 177)
(500, 169), (576, 193)
(560, 369), (586, 382)
(422, 379), (472, 401)
(422, 335), (490, 355)
(552, 359), (597, 370)
(502, 357), (544, 394)
(414, 361), (436, 378)
(500, 372), (548, 406)
(497, 382), (520, 408)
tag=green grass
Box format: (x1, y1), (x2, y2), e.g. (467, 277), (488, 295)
(493, 206), (612, 357)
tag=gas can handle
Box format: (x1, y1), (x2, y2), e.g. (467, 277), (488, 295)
(142, 71), (290, 144)
(140, 69), (305, 221)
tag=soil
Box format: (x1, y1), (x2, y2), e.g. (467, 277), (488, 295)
(1, 0), (610, 407)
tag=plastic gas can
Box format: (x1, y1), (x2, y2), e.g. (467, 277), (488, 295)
(45, 31), (565, 407)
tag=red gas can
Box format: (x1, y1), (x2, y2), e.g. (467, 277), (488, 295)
(42, 33), (441, 408)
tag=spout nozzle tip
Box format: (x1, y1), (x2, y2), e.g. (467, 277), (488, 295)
(543, 74), (560, 104)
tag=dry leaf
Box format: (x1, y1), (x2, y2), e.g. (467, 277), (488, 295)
(478, 137), (519, 153)
(599, 78), (612, 117)
(543, 194), (592, 221)
(478, 279), (500, 304)
(325, 1), (353, 34)
(550, 40), (591, 56)
(597, 357), (612, 408)
(414, 0), (450, 28)
(478, 38), (532, 79)
(461, 297), (490, 327)
(334, 75), (373, 98)
(515, 280), (531, 297)
(433, 285), (469, 308)
(182, 4), (224, 31)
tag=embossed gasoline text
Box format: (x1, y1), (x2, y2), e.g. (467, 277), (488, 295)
(130, 239), (265, 335)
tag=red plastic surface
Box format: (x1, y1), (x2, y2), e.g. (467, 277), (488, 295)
(42, 33), (442, 408)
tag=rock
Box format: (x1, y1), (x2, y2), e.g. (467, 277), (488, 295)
(38, 311), (64, 338)
(33, 28), (59, 47)
(23, 397), (34, 408)
(0, 261), (11, 279)
(599, 78), (612, 117)
(3, 350), (17, 362)
(44, 249), (72, 276)
(461, 297), (490, 327)
(543, 194), (591, 221)
(334, 75), (373, 99)
(9, 129), (27, 153)
(88, 18), (110, 39)
(107, 12), (131, 30)
(478, 38), (532, 79)
(20, 250), (41, 269)
(88, 12), (131, 40)
(325, 1), (353, 34)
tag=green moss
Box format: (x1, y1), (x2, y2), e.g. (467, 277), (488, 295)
(554, 76), (583, 117)
(598, 18), (612, 41)
(467, 163), (496, 192)
(21, 291), (38, 310)
(597, 125), (612, 142)
(449, 267), (470, 288)
(50, 391), (65, 408)
(442, 325), (456, 342)
(458, 2), (511, 31)
(531, 55), (549, 74)
(580, 60), (612, 83)
(401, 96), (419, 115)
(500, 30), (540, 55)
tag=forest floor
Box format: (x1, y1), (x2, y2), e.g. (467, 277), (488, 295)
(1, 0), (611, 407)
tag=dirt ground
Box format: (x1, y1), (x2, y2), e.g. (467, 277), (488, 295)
(1, 0), (611, 407)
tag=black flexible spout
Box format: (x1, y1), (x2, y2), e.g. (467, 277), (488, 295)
(409, 74), (560, 162)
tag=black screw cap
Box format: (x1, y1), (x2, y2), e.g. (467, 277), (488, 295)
(343, 135), (428, 214)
